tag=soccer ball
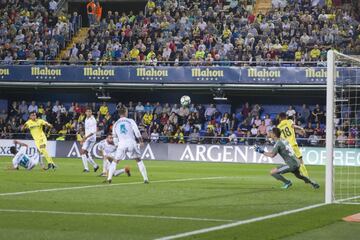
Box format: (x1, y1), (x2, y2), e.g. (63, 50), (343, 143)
(180, 95), (191, 106)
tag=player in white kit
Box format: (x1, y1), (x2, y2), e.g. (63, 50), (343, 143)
(105, 107), (149, 184)
(80, 108), (99, 172)
(98, 133), (131, 177)
(9, 140), (40, 170)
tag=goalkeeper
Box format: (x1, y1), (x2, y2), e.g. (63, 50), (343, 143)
(22, 112), (56, 170)
(254, 128), (319, 189)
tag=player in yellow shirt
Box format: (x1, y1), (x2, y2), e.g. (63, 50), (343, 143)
(277, 112), (309, 177)
(23, 112), (56, 170)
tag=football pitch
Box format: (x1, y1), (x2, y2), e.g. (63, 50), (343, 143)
(0, 158), (359, 240)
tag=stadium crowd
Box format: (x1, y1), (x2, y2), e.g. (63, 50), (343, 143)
(61, 0), (360, 65)
(0, 100), (357, 147)
(0, 0), (82, 64)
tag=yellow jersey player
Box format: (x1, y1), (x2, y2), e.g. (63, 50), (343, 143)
(23, 112), (56, 170)
(277, 112), (309, 177)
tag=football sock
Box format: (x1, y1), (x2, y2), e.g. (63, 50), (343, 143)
(39, 155), (45, 168)
(40, 148), (54, 164)
(293, 170), (312, 184)
(300, 164), (309, 177)
(87, 155), (98, 168)
(272, 172), (289, 184)
(81, 154), (89, 171)
(114, 169), (125, 176)
(137, 160), (148, 181)
(103, 159), (109, 174)
(107, 161), (116, 181)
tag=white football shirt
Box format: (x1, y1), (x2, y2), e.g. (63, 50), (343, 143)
(12, 146), (30, 169)
(98, 139), (117, 156)
(112, 117), (141, 144)
(85, 116), (97, 141)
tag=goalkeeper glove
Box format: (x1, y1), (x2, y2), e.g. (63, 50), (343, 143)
(254, 145), (265, 154)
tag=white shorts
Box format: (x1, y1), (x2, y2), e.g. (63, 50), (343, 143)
(115, 142), (141, 161)
(103, 152), (116, 161)
(82, 139), (96, 152)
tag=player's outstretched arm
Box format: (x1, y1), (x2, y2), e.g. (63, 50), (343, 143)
(293, 124), (305, 135)
(253, 145), (276, 158)
(21, 123), (28, 132)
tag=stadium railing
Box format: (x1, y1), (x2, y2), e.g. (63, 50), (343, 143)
(0, 60), (328, 67)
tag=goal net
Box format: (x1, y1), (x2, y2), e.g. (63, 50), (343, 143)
(326, 50), (360, 204)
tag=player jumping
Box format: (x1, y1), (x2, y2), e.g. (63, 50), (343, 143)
(98, 133), (131, 177)
(254, 128), (319, 189)
(8, 140), (40, 170)
(22, 112), (56, 170)
(80, 108), (99, 172)
(104, 107), (149, 184)
(277, 112), (309, 177)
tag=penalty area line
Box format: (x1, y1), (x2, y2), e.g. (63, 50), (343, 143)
(0, 176), (235, 197)
(0, 209), (233, 223)
(154, 202), (328, 240)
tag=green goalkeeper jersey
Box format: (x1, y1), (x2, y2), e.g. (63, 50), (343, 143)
(272, 139), (300, 168)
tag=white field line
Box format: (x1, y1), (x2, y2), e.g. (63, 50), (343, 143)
(0, 209), (233, 223)
(335, 195), (360, 204)
(0, 176), (235, 197)
(154, 202), (328, 240)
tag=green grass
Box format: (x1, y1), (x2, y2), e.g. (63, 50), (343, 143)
(0, 158), (358, 240)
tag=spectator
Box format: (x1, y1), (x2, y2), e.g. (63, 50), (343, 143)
(203, 127), (215, 144)
(312, 104), (324, 123)
(308, 132), (320, 146)
(135, 102), (145, 121)
(250, 124), (258, 144)
(28, 101), (38, 113)
(220, 113), (230, 132)
(153, 102), (163, 115)
(162, 103), (171, 114)
(173, 128), (185, 143)
(299, 104), (310, 124)
(87, 0), (96, 26)
(286, 106), (296, 120)
(205, 104), (216, 121)
(258, 121), (267, 137)
(171, 104), (180, 115)
(150, 129), (159, 143)
(228, 129), (238, 145)
(188, 128), (200, 144)
(336, 132), (347, 147)
(95, 1), (102, 24)
(99, 102), (109, 117)
(52, 101), (61, 113)
(242, 102), (251, 119)
(169, 112), (178, 126)
(19, 101), (28, 116)
(142, 111), (153, 126)
(253, 115), (262, 127)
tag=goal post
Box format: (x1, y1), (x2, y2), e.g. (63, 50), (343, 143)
(326, 50), (360, 204)
(326, 50), (335, 204)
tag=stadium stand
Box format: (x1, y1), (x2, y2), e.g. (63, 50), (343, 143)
(0, 0), (82, 63)
(0, 100), (341, 146)
(57, 0), (360, 65)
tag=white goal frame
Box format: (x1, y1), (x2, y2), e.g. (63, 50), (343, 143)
(326, 50), (360, 204)
(325, 50), (335, 204)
